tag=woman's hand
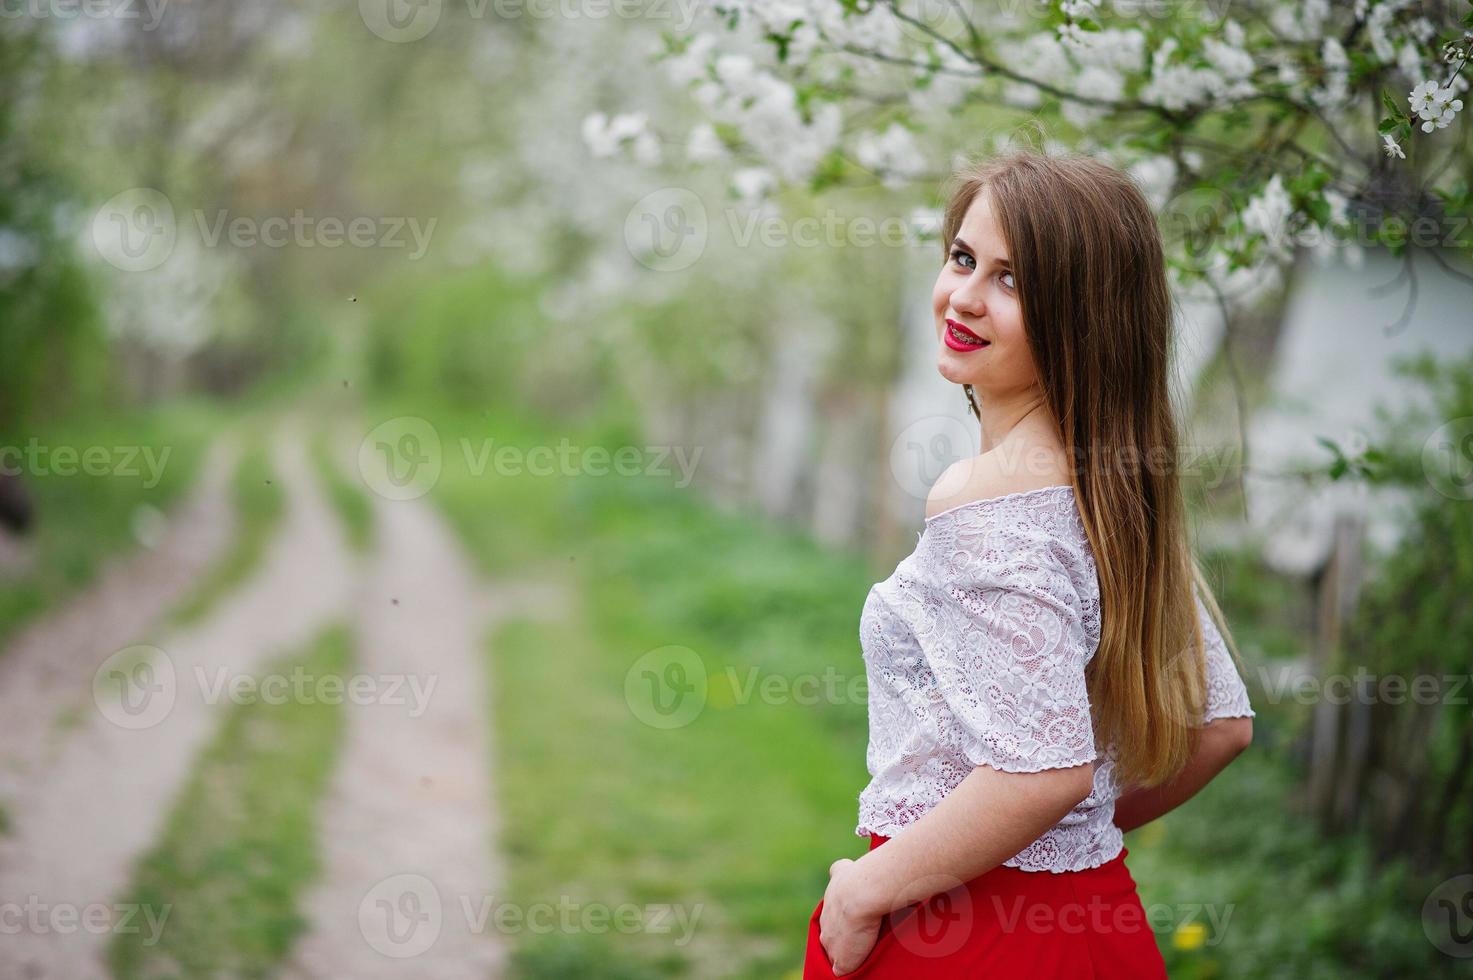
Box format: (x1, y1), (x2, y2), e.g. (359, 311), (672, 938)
(818, 857), (885, 976)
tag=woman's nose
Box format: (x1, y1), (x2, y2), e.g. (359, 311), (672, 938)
(950, 280), (985, 317)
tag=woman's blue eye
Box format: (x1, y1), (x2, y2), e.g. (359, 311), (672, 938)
(1000, 271), (1015, 289)
(949, 248), (975, 270)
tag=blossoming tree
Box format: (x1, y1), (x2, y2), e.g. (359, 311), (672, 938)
(588, 0), (1473, 327)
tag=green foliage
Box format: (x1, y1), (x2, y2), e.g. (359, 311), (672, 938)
(0, 30), (111, 427)
(362, 265), (546, 413)
(1128, 751), (1463, 979)
(0, 402), (216, 647)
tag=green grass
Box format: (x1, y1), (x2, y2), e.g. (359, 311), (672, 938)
(0, 401), (216, 648)
(171, 439), (286, 625)
(1125, 748), (1464, 979)
(309, 429), (373, 553)
(405, 401), (873, 978)
(107, 625), (352, 979)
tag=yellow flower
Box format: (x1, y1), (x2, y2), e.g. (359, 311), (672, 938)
(1173, 921), (1208, 951)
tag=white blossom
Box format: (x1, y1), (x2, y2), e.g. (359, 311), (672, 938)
(581, 111), (653, 159)
(1071, 27), (1147, 74)
(1324, 188), (1349, 226)
(731, 166), (776, 206)
(1311, 38), (1350, 108)
(1269, 0), (1330, 42)
(1382, 133), (1405, 159)
(1140, 38), (1236, 110)
(1243, 174), (1294, 261)
(854, 122), (929, 189)
(664, 33), (716, 88)
(1000, 32), (1072, 89)
(1064, 66), (1124, 128)
(1396, 41), (1424, 83)
(1203, 34), (1254, 85)
(1410, 79), (1465, 132)
(686, 123), (727, 163)
(1127, 154), (1177, 212)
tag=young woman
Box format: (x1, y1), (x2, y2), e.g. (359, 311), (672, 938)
(803, 152), (1256, 978)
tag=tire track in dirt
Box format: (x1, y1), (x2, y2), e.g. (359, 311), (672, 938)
(282, 484), (565, 979)
(0, 439), (238, 792)
(0, 426), (355, 980)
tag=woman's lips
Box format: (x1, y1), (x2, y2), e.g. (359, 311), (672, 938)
(944, 318), (989, 352)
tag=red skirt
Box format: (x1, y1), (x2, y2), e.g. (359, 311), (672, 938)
(804, 836), (1167, 978)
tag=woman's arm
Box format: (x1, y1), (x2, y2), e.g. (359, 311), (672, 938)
(846, 762), (1094, 916)
(1111, 716), (1253, 834)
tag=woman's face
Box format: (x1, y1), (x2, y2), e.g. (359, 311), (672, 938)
(931, 189), (1038, 394)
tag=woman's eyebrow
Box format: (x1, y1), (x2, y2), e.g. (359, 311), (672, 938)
(952, 237), (1011, 267)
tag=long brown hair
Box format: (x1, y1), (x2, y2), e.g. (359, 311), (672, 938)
(940, 150), (1234, 788)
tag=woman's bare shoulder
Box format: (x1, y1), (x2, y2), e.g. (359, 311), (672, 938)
(925, 447), (1074, 521)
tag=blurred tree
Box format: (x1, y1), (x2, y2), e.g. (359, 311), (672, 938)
(1308, 351), (1473, 872)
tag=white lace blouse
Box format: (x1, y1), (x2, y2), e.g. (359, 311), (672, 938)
(854, 484), (1255, 873)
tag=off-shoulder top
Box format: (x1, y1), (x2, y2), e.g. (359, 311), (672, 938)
(854, 484), (1255, 873)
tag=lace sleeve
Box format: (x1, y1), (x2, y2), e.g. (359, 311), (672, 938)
(1195, 592), (1255, 725)
(920, 542), (1098, 774)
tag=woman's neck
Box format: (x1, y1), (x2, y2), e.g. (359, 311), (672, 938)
(975, 388), (1055, 456)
